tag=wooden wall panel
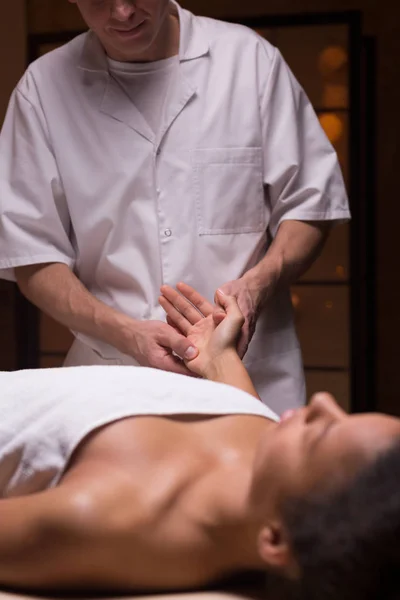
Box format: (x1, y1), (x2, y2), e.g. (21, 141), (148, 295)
(0, 1), (26, 371)
(28, 0), (86, 33)
(0, 282), (17, 371)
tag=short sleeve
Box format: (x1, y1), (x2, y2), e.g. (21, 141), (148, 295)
(0, 81), (75, 282)
(260, 47), (351, 237)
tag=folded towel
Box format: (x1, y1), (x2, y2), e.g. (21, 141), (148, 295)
(0, 366), (278, 498)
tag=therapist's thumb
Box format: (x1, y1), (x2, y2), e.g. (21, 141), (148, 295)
(184, 346), (199, 360)
(171, 334), (199, 361)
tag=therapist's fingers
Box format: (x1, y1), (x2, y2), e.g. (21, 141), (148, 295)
(161, 353), (197, 377)
(236, 321), (253, 358)
(215, 290), (245, 327)
(176, 282), (214, 317)
(166, 315), (184, 335)
(160, 285), (204, 324)
(158, 325), (199, 362)
(212, 310), (226, 327)
(159, 295), (191, 335)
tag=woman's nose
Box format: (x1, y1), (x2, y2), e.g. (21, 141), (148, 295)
(306, 391), (346, 423)
(111, 0), (135, 20)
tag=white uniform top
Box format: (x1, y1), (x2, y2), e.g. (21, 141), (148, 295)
(0, 366), (279, 498)
(107, 55), (179, 135)
(0, 2), (350, 414)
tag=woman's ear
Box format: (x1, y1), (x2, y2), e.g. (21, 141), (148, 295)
(257, 522), (299, 578)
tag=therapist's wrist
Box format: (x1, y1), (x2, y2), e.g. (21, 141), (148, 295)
(243, 253), (283, 307)
(96, 309), (140, 356)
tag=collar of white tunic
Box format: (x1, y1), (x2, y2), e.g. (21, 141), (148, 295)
(77, 0), (210, 73)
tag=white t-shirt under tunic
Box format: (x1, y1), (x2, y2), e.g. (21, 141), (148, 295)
(107, 55), (179, 137)
(0, 366), (279, 499)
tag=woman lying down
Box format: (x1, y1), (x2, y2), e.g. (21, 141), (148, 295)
(0, 284), (399, 600)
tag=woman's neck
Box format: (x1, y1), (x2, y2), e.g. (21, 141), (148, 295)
(199, 423), (277, 574)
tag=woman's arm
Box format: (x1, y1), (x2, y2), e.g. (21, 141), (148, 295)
(202, 348), (260, 399)
(0, 485), (107, 590)
(159, 283), (260, 399)
(0, 489), (70, 588)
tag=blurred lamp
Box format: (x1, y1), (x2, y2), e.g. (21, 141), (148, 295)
(336, 265), (346, 278)
(319, 46), (348, 76)
(291, 292), (300, 309)
(319, 113), (343, 143)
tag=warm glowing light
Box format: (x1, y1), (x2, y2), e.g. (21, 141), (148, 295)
(336, 265), (345, 278)
(319, 46), (348, 76)
(319, 113), (343, 143)
(291, 292), (300, 309)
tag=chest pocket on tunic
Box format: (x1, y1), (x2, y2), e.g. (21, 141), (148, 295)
(192, 148), (265, 235)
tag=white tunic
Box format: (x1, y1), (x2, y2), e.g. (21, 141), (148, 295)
(0, 366), (279, 498)
(106, 55), (179, 136)
(0, 2), (350, 413)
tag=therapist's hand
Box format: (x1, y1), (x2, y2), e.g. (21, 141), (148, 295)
(127, 320), (199, 376)
(159, 283), (244, 377)
(217, 276), (264, 358)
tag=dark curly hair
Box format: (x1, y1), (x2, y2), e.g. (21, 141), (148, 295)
(266, 439), (400, 600)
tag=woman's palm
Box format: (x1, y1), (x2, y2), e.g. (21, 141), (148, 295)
(184, 313), (239, 375)
(160, 283), (244, 377)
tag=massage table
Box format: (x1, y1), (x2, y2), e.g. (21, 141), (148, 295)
(0, 587), (265, 600)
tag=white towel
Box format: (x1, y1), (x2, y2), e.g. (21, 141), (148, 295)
(0, 366), (279, 497)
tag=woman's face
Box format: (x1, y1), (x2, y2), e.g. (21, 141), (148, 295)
(252, 393), (400, 509)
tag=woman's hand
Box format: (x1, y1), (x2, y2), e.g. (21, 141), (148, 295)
(159, 282), (244, 377)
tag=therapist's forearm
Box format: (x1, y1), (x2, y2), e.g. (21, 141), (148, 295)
(15, 263), (138, 354)
(244, 219), (331, 303)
